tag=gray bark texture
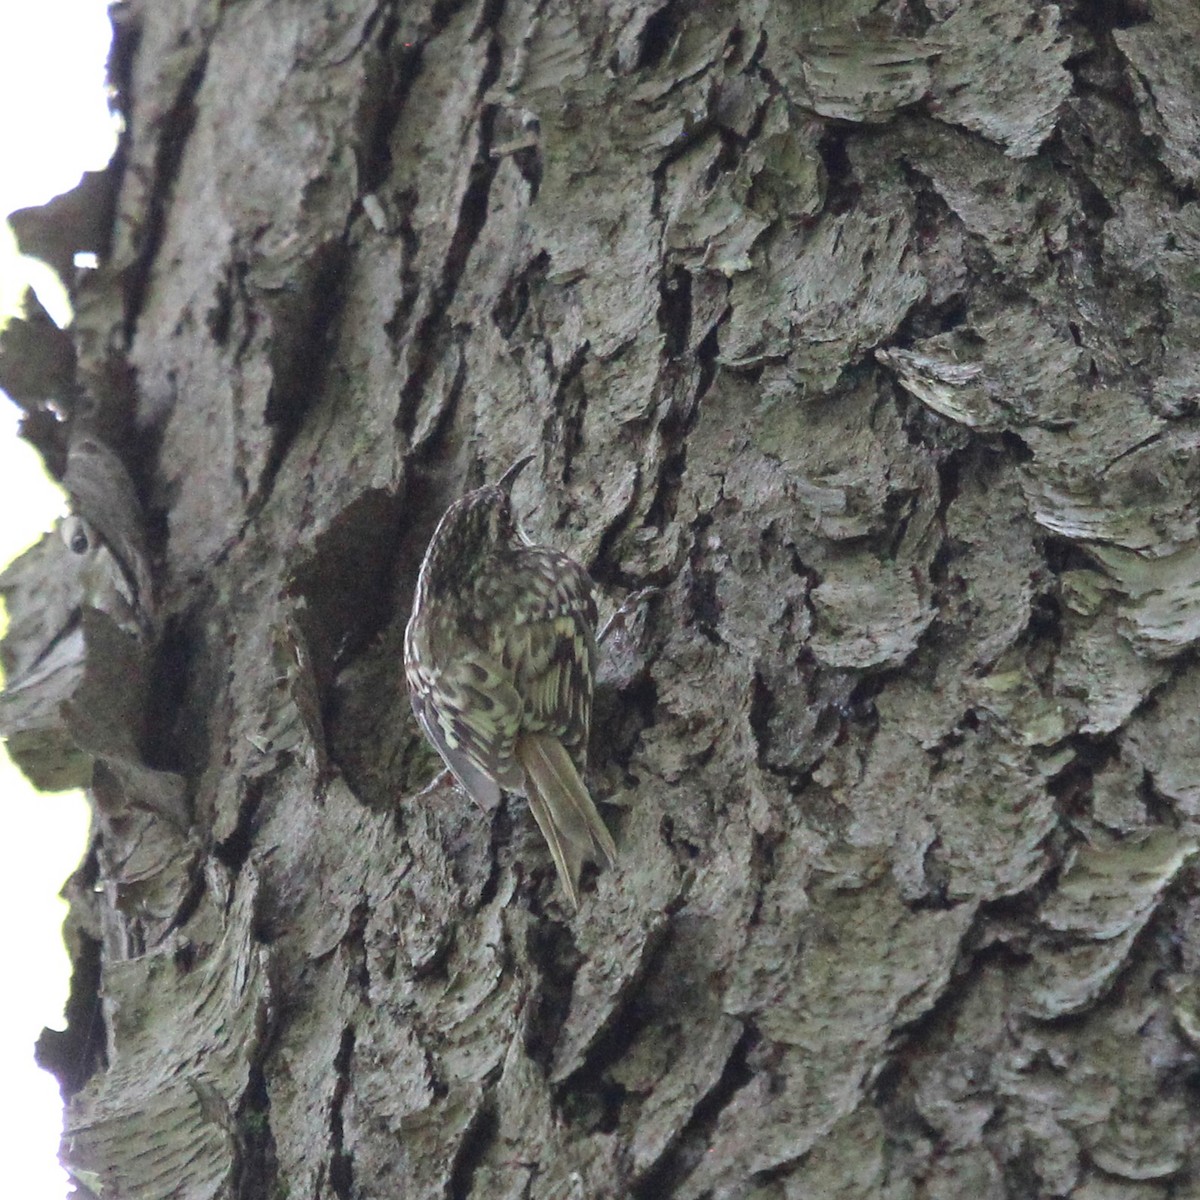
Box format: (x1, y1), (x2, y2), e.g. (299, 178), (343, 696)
(3, 0), (1200, 1197)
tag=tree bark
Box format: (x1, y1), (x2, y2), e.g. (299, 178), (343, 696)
(3, 1), (1200, 1197)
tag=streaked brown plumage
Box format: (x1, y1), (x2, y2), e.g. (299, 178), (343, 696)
(403, 456), (617, 907)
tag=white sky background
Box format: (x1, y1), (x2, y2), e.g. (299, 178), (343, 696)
(0, 2), (119, 1197)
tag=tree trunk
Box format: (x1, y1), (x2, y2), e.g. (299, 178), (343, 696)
(4, 1), (1200, 1197)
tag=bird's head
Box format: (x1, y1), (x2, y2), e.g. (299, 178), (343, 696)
(418, 455), (533, 593)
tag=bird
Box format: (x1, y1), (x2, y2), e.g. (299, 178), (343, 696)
(404, 456), (618, 908)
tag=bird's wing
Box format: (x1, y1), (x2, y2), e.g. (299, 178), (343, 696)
(407, 650), (523, 809)
(506, 549), (597, 765)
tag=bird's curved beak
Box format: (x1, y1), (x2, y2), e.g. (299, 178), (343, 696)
(498, 453), (535, 493)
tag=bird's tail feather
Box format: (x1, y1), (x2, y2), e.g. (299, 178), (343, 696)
(517, 732), (617, 908)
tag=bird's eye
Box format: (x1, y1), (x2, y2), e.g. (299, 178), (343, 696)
(61, 516), (91, 555)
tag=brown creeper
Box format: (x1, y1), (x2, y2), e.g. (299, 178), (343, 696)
(404, 456), (618, 908)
